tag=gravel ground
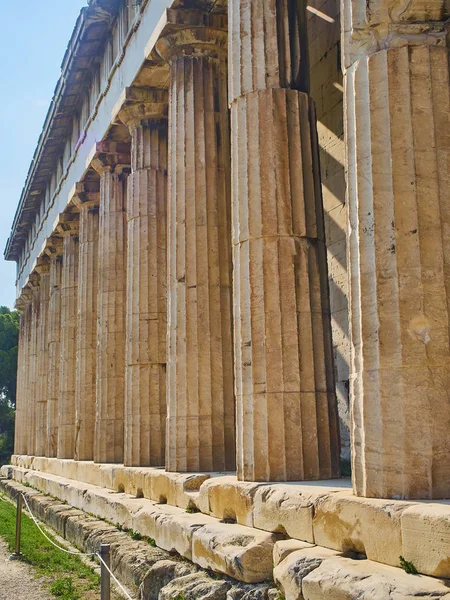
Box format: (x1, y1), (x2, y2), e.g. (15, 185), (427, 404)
(0, 538), (51, 600)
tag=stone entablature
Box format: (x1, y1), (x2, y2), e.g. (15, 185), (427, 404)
(6, 0), (171, 293)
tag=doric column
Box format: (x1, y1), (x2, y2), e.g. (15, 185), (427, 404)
(46, 240), (63, 458)
(19, 294), (32, 455)
(229, 0), (340, 481)
(118, 88), (168, 467)
(57, 218), (79, 459)
(345, 0), (450, 498)
(92, 142), (130, 464)
(35, 257), (50, 457)
(27, 279), (40, 457)
(157, 15), (235, 473)
(14, 295), (28, 456)
(73, 186), (100, 461)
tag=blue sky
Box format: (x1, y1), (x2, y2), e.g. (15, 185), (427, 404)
(0, 1), (88, 308)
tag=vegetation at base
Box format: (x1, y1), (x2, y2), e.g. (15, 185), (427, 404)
(0, 306), (19, 465)
(0, 494), (100, 599)
(185, 506), (200, 514)
(129, 529), (142, 541)
(276, 594), (286, 600)
(173, 595), (186, 600)
(399, 555), (418, 575)
(50, 577), (80, 599)
(147, 537), (157, 547)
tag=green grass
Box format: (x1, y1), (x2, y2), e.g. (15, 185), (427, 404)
(49, 577), (80, 599)
(0, 494), (100, 599)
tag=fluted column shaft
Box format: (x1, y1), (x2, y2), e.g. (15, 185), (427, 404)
(75, 201), (99, 461)
(21, 301), (32, 455)
(47, 253), (62, 458)
(157, 26), (235, 473)
(229, 0), (340, 481)
(120, 94), (168, 467)
(28, 286), (40, 456)
(347, 44), (450, 498)
(14, 301), (30, 455)
(58, 231), (79, 459)
(35, 264), (50, 456)
(13, 309), (24, 455)
(94, 156), (129, 464)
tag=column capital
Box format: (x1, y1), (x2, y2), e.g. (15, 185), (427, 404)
(21, 288), (33, 303)
(56, 213), (80, 236)
(35, 256), (50, 275)
(156, 11), (227, 63)
(14, 297), (26, 312)
(116, 87), (168, 129)
(71, 192), (100, 211)
(27, 275), (41, 295)
(44, 236), (64, 258)
(89, 141), (131, 175)
(344, 0), (446, 67)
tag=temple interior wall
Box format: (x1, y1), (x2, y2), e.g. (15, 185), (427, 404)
(308, 0), (349, 460)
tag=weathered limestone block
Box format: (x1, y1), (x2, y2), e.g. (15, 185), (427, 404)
(302, 557), (450, 600)
(75, 196), (99, 461)
(157, 20), (235, 473)
(192, 523), (281, 583)
(92, 142), (130, 464)
(111, 465), (147, 496)
(46, 245), (63, 457)
(313, 491), (410, 566)
(131, 501), (183, 541)
(274, 546), (342, 600)
(347, 45), (450, 499)
(229, 0), (340, 482)
(401, 504), (450, 578)
(10, 455), (34, 469)
(159, 573), (231, 600)
(253, 485), (318, 543)
(35, 260), (50, 457)
(146, 470), (209, 508)
(273, 541), (315, 568)
(153, 512), (218, 560)
(139, 560), (196, 600)
(198, 476), (262, 527)
(119, 88), (168, 468)
(227, 584), (276, 600)
(58, 226), (79, 459)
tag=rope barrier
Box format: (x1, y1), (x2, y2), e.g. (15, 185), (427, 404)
(21, 492), (94, 556)
(6, 490), (134, 600)
(96, 552), (133, 600)
(0, 490), (19, 502)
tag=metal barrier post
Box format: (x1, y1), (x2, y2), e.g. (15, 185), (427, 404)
(9, 492), (23, 560)
(100, 543), (111, 600)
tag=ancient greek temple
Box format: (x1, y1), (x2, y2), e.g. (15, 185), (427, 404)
(3, 0), (450, 595)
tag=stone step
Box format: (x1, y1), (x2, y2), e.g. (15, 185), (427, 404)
(8, 456), (450, 580)
(1, 465), (280, 584)
(274, 548), (450, 600)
